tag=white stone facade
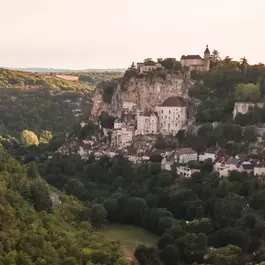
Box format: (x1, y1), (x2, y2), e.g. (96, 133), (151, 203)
(135, 111), (158, 135)
(254, 164), (265, 176)
(113, 126), (134, 147)
(123, 101), (137, 111)
(137, 62), (163, 74)
(199, 152), (216, 162)
(155, 97), (187, 136)
(177, 166), (200, 178)
(114, 119), (125, 130)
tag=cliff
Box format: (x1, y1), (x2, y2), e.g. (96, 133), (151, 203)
(91, 72), (194, 120)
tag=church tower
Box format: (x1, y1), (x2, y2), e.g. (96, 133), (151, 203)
(204, 45), (211, 71)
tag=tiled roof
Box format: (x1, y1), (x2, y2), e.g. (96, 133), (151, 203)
(176, 148), (197, 155)
(161, 96), (187, 107)
(140, 110), (158, 117)
(181, 55), (203, 60)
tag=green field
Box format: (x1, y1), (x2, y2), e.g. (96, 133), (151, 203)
(97, 223), (158, 258)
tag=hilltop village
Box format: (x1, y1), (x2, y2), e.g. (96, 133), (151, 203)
(55, 46), (265, 181)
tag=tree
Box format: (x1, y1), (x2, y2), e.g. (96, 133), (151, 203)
(39, 130), (53, 144)
(243, 126), (257, 142)
(21, 130), (39, 146)
(157, 233), (174, 250)
(160, 245), (180, 265)
(124, 197), (148, 226)
(235, 83), (260, 102)
(91, 204), (107, 226)
(240, 57), (248, 73)
(27, 161), (39, 179)
(205, 245), (243, 265)
(210, 50), (221, 67)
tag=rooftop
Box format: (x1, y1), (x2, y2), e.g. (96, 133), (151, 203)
(175, 147), (197, 155)
(181, 55), (203, 60)
(161, 96), (187, 107)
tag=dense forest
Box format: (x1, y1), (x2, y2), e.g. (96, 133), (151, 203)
(36, 152), (265, 265)
(0, 146), (127, 265)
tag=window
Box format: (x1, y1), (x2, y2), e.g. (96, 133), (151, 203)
(169, 110), (171, 114)
(162, 110), (163, 114)
(165, 115), (167, 119)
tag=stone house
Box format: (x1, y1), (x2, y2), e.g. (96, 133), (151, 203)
(137, 61), (164, 74)
(155, 96), (188, 136)
(112, 125), (134, 147)
(175, 148), (198, 164)
(199, 148), (216, 162)
(180, 45), (210, 72)
(254, 162), (265, 177)
(135, 110), (159, 135)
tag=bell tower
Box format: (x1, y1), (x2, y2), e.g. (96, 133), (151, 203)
(204, 45), (211, 71)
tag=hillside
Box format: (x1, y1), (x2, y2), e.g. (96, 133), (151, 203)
(0, 69), (122, 138)
(3, 67), (126, 73)
(0, 146), (127, 265)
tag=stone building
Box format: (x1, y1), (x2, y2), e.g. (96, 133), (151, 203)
(180, 45), (210, 72)
(112, 125), (134, 147)
(135, 110), (159, 135)
(155, 96), (187, 136)
(114, 119), (125, 130)
(137, 61), (164, 74)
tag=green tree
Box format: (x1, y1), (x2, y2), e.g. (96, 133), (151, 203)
(205, 245), (243, 265)
(39, 130), (53, 144)
(91, 204), (107, 226)
(235, 83), (260, 102)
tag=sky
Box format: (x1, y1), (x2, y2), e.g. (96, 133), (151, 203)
(1, 0), (265, 69)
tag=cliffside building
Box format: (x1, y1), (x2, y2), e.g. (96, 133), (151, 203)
(112, 125), (134, 147)
(180, 45), (210, 72)
(135, 110), (159, 135)
(137, 60), (164, 74)
(155, 96), (188, 136)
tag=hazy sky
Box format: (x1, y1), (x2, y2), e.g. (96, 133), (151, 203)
(1, 0), (265, 69)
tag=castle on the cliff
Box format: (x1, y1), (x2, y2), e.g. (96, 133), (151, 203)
(136, 45), (211, 74)
(180, 45), (210, 72)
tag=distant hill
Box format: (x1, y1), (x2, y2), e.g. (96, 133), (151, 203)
(1, 67), (126, 73)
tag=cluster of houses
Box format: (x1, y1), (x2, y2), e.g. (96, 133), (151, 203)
(57, 137), (265, 181)
(110, 96), (188, 148)
(161, 147), (265, 180)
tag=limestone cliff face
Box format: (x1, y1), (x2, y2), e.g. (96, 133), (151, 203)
(91, 73), (194, 120)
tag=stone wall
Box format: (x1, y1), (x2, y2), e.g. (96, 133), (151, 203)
(90, 72), (194, 121)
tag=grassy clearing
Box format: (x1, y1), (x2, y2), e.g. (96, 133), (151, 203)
(98, 223), (158, 259)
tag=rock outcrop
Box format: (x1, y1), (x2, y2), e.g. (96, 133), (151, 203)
(91, 72), (194, 121)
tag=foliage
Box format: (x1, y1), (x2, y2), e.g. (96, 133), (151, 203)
(0, 148), (126, 265)
(0, 69), (121, 138)
(39, 130), (53, 144)
(37, 153), (265, 265)
(21, 130), (39, 146)
(235, 83), (260, 102)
